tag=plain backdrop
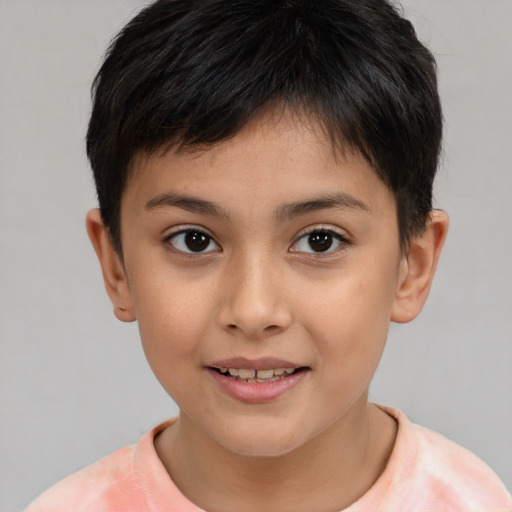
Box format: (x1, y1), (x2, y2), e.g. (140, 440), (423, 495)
(1, 1), (511, 510)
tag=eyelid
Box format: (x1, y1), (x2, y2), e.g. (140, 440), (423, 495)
(164, 224), (215, 239)
(289, 224), (351, 254)
(294, 224), (350, 242)
(163, 225), (221, 254)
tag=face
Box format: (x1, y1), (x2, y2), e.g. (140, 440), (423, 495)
(118, 113), (407, 457)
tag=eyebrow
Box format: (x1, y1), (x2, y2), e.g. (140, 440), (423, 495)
(275, 192), (370, 221)
(145, 191), (369, 221)
(145, 193), (230, 220)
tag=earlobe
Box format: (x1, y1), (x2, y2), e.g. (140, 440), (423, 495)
(86, 209), (136, 322)
(391, 210), (449, 323)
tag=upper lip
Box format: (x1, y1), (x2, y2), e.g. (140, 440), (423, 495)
(209, 357), (304, 370)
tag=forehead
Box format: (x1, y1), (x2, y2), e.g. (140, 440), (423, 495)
(122, 111), (395, 221)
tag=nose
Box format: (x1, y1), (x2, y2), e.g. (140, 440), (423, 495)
(217, 252), (292, 340)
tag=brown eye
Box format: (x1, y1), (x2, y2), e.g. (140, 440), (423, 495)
(291, 229), (347, 254)
(308, 232), (333, 252)
(168, 229), (220, 254)
(184, 231), (210, 252)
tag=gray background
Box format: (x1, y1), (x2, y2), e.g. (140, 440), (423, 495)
(1, 1), (511, 510)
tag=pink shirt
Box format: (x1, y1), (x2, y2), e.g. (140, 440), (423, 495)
(25, 406), (512, 511)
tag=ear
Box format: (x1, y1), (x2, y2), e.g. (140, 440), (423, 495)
(391, 210), (449, 323)
(86, 209), (136, 322)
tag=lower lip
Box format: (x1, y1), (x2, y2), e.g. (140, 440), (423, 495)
(207, 368), (308, 404)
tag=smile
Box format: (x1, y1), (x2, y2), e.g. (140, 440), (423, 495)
(214, 367), (297, 382)
(207, 357), (309, 403)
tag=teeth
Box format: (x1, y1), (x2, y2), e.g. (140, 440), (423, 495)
(256, 369), (274, 379)
(238, 369), (256, 379)
(219, 367), (298, 380)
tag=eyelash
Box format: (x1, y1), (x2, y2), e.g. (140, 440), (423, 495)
(290, 226), (351, 256)
(163, 225), (351, 256)
(164, 226), (220, 255)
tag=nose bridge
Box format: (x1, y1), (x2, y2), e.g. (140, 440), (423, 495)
(218, 246), (291, 338)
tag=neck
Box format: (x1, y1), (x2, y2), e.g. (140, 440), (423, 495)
(155, 401), (397, 512)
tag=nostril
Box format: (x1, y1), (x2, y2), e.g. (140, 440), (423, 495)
(224, 323), (283, 337)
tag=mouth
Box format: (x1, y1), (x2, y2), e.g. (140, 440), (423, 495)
(210, 366), (306, 383)
(207, 359), (310, 403)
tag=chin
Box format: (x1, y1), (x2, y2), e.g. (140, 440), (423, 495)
(213, 427), (309, 458)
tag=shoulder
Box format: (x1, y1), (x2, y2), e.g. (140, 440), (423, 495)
(23, 420), (181, 512)
(23, 444), (146, 512)
(414, 421), (511, 508)
(377, 406), (512, 511)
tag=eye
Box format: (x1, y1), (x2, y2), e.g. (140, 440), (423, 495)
(291, 229), (348, 254)
(167, 229), (220, 254)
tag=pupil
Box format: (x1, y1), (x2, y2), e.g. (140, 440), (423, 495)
(308, 232), (332, 252)
(185, 231), (210, 252)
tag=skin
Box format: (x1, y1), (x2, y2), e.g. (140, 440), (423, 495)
(87, 111), (448, 511)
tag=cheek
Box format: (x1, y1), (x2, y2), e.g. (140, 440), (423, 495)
(133, 281), (213, 409)
(304, 258), (398, 369)
(130, 268), (214, 369)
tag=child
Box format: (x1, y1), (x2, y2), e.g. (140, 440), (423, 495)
(25, 0), (512, 510)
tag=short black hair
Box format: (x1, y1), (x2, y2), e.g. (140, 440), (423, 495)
(87, 0), (442, 253)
